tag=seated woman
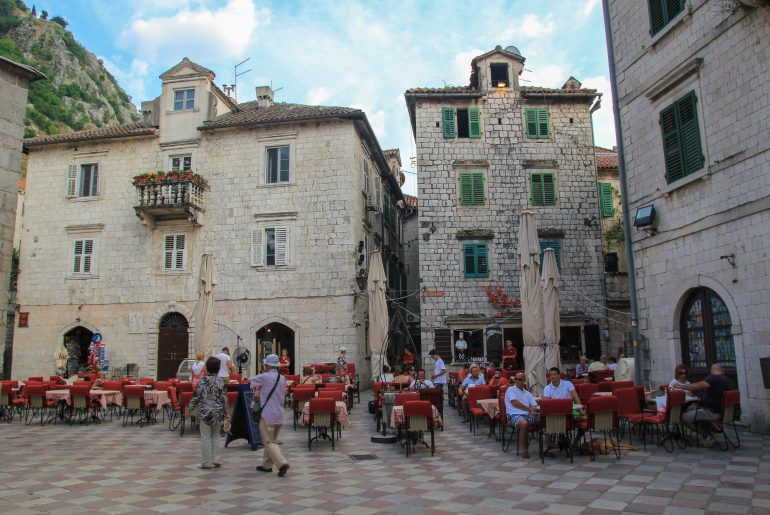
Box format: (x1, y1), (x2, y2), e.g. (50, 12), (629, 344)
(301, 367), (322, 385)
(575, 356), (589, 377)
(377, 365), (394, 382)
(393, 367), (411, 384)
(668, 364), (700, 404)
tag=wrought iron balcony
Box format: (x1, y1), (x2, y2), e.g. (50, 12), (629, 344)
(133, 176), (206, 228)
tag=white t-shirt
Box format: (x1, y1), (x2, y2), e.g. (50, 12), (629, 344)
(432, 357), (446, 384)
(192, 360), (205, 375)
(543, 380), (575, 400)
(214, 353), (231, 377)
(455, 338), (467, 350)
(505, 385), (538, 415)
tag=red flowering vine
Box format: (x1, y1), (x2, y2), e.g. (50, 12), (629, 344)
(485, 284), (521, 318)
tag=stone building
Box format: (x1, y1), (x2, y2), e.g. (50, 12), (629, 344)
(0, 56), (44, 378)
(595, 146), (632, 355)
(604, 1), (770, 430)
(401, 194), (420, 361)
(15, 58), (403, 380)
(405, 46), (606, 369)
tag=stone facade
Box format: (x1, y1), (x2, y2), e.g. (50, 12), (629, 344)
(401, 194), (420, 360)
(605, 1), (770, 431)
(406, 46), (607, 368)
(0, 57), (44, 378)
(15, 58), (403, 381)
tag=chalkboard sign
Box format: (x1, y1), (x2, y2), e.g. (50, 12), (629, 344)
(225, 384), (262, 450)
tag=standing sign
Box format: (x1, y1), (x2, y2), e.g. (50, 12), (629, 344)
(225, 384), (262, 451)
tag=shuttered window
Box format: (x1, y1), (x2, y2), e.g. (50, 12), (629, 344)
(266, 146), (290, 183)
(251, 227), (290, 267)
(525, 108), (550, 138)
(598, 182), (614, 217)
(530, 173), (556, 206)
(443, 107), (456, 138)
(459, 172), (485, 206)
(362, 160), (369, 193)
(539, 240), (562, 271)
(67, 164), (99, 198)
(73, 238), (95, 275)
(468, 107), (482, 138)
(660, 91), (703, 184)
(163, 234), (186, 271)
(649, 0), (685, 36)
(444, 106), (481, 139)
(463, 243), (489, 278)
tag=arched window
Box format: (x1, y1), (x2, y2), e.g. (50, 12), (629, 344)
(159, 312), (189, 328)
(680, 288), (736, 374)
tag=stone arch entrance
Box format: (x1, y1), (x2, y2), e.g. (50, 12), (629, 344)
(63, 326), (94, 377)
(157, 312), (189, 380)
(256, 322), (295, 374)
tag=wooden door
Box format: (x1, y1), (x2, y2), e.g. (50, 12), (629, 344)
(157, 327), (189, 380)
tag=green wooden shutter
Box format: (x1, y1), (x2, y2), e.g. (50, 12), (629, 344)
(471, 173), (485, 204)
(476, 244), (489, 276)
(525, 109), (538, 137)
(468, 107), (482, 138)
(598, 182), (614, 217)
(660, 103), (683, 183)
(539, 240), (561, 270)
(543, 173), (556, 205)
(443, 107), (456, 138)
(677, 92), (703, 176)
(459, 172), (472, 205)
(537, 108), (550, 137)
(649, 0), (665, 35)
(531, 174), (544, 205)
(463, 244), (477, 277)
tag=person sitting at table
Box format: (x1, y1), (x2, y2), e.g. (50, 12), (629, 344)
(587, 355), (607, 373)
(336, 347), (348, 375)
(301, 367), (322, 385)
(668, 364), (700, 404)
(377, 365), (395, 382)
(607, 356), (618, 371)
(459, 364), (486, 423)
(505, 372), (539, 459)
(489, 369), (508, 388)
(575, 356), (589, 376)
(401, 347), (416, 369)
(409, 369), (435, 391)
(393, 367), (411, 384)
(676, 363), (736, 448)
(457, 363), (471, 382)
(501, 339), (518, 370)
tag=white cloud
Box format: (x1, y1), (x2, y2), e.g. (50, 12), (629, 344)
(117, 0), (266, 62)
(306, 87), (333, 105)
(500, 14), (555, 41)
(582, 75), (617, 148)
(353, 104), (386, 139)
(450, 49), (483, 86)
(582, 0), (602, 17)
(524, 64), (567, 89)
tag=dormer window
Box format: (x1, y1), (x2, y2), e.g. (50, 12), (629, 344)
(490, 63), (509, 87)
(174, 88), (195, 111)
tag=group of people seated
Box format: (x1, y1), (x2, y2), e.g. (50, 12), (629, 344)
(575, 355), (619, 376)
(374, 365), (438, 391)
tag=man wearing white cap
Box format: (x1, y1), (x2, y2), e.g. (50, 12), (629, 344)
(251, 354), (289, 477)
(336, 347), (348, 375)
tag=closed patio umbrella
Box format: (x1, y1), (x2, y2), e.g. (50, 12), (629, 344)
(542, 248), (561, 372)
(194, 254), (216, 356)
(519, 211), (546, 395)
(368, 250), (389, 380)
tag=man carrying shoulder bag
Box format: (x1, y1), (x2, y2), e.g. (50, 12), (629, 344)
(250, 354), (289, 477)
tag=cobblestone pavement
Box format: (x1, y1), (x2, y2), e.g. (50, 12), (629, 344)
(1, 395), (769, 515)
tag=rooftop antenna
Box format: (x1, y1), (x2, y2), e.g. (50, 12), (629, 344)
(226, 57), (252, 103)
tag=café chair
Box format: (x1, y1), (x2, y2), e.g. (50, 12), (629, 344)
(122, 385), (149, 427)
(403, 400), (436, 456)
(419, 387), (444, 428)
(68, 385), (101, 425)
(610, 380), (635, 393)
(587, 395), (621, 460)
(706, 389), (741, 450)
(538, 398), (575, 463)
(292, 387), (315, 430)
(179, 391), (199, 436)
(576, 383), (600, 405)
(346, 363), (360, 403)
(498, 395), (519, 454)
(615, 387), (647, 447)
(467, 385), (493, 435)
(166, 386), (183, 431)
(647, 389), (687, 452)
(308, 398), (336, 450)
(176, 382), (193, 393)
(318, 390), (344, 401)
(24, 384), (56, 426)
(1, 381), (26, 422)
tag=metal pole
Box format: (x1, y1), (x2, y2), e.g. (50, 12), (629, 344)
(602, 0), (643, 385)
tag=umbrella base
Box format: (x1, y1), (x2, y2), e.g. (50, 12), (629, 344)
(370, 434), (398, 444)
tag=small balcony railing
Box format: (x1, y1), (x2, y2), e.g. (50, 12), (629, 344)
(133, 175), (206, 228)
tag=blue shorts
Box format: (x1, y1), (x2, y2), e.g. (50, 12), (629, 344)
(509, 413), (539, 427)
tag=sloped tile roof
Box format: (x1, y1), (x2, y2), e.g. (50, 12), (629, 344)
(383, 149), (400, 159)
(521, 86), (598, 97)
(25, 123), (157, 147)
(595, 146), (618, 169)
(405, 86), (479, 95)
(199, 102), (363, 130)
(404, 194), (418, 208)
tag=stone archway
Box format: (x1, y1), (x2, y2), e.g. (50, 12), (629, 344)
(157, 312), (189, 380)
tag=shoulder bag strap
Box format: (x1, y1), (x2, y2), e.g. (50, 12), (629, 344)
(260, 371), (282, 408)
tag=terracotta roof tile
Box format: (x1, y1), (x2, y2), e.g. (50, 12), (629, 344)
(383, 149), (400, 158)
(404, 194), (418, 208)
(521, 86), (598, 96)
(25, 123), (156, 147)
(595, 146), (618, 169)
(404, 86), (479, 95)
(200, 102), (363, 130)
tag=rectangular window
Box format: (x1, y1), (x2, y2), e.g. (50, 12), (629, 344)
(170, 155), (192, 171)
(605, 252), (619, 273)
(445, 107), (481, 139)
(73, 238), (95, 275)
(539, 240), (562, 270)
(266, 146), (290, 183)
(649, 0), (685, 36)
(463, 243), (489, 278)
(459, 172), (485, 206)
(68, 163), (99, 198)
(251, 227), (289, 267)
(163, 234), (186, 271)
(362, 160), (369, 193)
(660, 91), (703, 184)
(598, 182), (614, 217)
(525, 108), (550, 138)
(490, 63), (510, 87)
(442, 107), (456, 138)
(530, 173), (556, 206)
(174, 88), (195, 111)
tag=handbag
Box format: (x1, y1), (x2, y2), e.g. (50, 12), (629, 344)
(251, 371), (281, 424)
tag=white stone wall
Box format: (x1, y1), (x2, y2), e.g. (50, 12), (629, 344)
(414, 87), (606, 355)
(607, 0), (770, 431)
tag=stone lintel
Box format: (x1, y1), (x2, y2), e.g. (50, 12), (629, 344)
(538, 228), (565, 238)
(456, 229), (494, 240)
(522, 160), (558, 169)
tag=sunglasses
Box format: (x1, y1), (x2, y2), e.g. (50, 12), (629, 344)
(515, 377), (525, 381)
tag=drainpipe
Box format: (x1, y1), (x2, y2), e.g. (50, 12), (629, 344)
(602, 0), (643, 385)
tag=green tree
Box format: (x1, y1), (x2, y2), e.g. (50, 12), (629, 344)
(50, 15), (67, 28)
(40, 9), (46, 19)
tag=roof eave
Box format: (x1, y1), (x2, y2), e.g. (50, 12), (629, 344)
(24, 130), (158, 150)
(197, 111), (361, 131)
(521, 91), (602, 101)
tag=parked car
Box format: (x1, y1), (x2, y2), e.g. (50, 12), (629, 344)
(176, 358), (196, 381)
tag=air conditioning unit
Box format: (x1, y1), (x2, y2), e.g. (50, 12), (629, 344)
(406, 314), (418, 323)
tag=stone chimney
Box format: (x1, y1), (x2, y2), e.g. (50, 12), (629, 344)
(255, 86), (274, 107)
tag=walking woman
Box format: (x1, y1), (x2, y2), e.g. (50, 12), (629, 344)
(189, 356), (229, 469)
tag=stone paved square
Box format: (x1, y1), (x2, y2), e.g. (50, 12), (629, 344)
(1, 397), (768, 514)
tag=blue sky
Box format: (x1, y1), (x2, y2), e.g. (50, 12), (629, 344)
(34, 0), (614, 196)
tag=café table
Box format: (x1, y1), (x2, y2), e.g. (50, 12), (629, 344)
(390, 404), (443, 429)
(46, 389), (123, 409)
(300, 400), (351, 428)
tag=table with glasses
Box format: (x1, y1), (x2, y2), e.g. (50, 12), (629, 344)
(300, 400), (351, 428)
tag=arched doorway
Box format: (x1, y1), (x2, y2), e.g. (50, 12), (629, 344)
(680, 288), (737, 382)
(256, 323), (295, 374)
(63, 326), (94, 377)
(157, 312), (189, 380)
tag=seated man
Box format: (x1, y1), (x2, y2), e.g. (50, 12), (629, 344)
(458, 364), (486, 423)
(457, 363), (471, 382)
(606, 357), (618, 371)
(587, 355), (607, 373)
(543, 367), (584, 452)
(677, 363), (736, 448)
(488, 369), (508, 388)
(409, 369), (435, 391)
(505, 372), (539, 459)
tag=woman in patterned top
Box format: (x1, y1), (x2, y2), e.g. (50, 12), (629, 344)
(189, 356), (229, 469)
(336, 347), (348, 375)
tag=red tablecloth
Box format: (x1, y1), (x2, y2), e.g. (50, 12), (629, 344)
(390, 405), (443, 428)
(300, 400), (351, 428)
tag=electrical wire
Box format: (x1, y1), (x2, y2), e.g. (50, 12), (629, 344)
(561, 277), (633, 315)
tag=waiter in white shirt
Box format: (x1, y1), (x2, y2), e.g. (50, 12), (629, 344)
(429, 349), (446, 391)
